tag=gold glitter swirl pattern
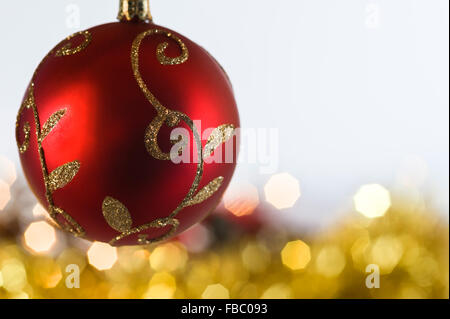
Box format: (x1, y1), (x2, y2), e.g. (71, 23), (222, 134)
(103, 28), (235, 246)
(156, 34), (189, 65)
(16, 30), (91, 238)
(102, 197), (133, 233)
(54, 30), (92, 57)
(17, 122), (31, 154)
(39, 109), (66, 142)
(144, 111), (182, 160)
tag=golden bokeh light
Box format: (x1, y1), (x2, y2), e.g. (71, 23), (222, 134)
(24, 221), (56, 254)
(315, 246), (346, 278)
(264, 173), (301, 209)
(10, 292), (30, 299)
(281, 240), (311, 270)
(0, 179), (11, 210)
(149, 242), (188, 272)
(241, 242), (270, 273)
(261, 283), (292, 299)
(354, 184), (391, 218)
(87, 242), (118, 271)
(143, 272), (176, 299)
(201, 284), (230, 299)
(0, 259), (27, 293)
(117, 247), (150, 273)
(368, 235), (404, 274)
(32, 259), (62, 288)
(223, 181), (260, 217)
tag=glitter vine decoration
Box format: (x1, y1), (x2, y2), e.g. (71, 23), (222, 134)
(102, 29), (235, 246)
(15, 31), (92, 237)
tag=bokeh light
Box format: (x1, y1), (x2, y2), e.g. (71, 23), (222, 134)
(202, 284), (230, 299)
(24, 221), (57, 254)
(354, 184), (391, 218)
(0, 259), (27, 293)
(149, 241), (188, 272)
(32, 203), (50, 219)
(223, 181), (260, 217)
(264, 173), (301, 209)
(241, 241), (270, 273)
(369, 235), (404, 274)
(281, 240), (311, 270)
(0, 180), (11, 210)
(87, 242), (118, 271)
(143, 272), (176, 299)
(315, 246), (346, 278)
(0, 155), (17, 186)
(261, 283), (292, 299)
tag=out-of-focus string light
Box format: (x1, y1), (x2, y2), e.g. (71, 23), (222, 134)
(0, 155), (17, 186)
(353, 184), (391, 218)
(201, 284), (230, 299)
(0, 179), (11, 210)
(281, 240), (311, 270)
(87, 242), (118, 271)
(223, 181), (260, 217)
(264, 173), (301, 209)
(24, 221), (57, 254)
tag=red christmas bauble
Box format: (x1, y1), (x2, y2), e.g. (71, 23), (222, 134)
(15, 15), (239, 246)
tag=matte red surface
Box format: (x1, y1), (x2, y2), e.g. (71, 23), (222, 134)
(16, 21), (240, 245)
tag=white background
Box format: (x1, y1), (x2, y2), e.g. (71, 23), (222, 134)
(0, 0), (448, 229)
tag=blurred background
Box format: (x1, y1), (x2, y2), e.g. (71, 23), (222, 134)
(0, 0), (448, 299)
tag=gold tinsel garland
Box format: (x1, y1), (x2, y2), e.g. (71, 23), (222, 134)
(0, 182), (448, 299)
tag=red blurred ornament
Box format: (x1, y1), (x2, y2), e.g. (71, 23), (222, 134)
(15, 0), (239, 246)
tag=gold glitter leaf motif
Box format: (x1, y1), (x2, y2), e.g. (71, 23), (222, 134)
(40, 109), (66, 142)
(102, 197), (133, 233)
(16, 30), (90, 238)
(48, 161), (80, 192)
(184, 177), (224, 207)
(204, 124), (235, 159)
